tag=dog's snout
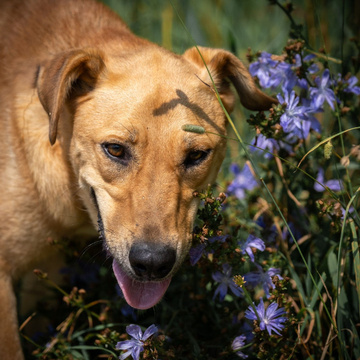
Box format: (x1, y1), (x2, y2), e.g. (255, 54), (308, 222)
(129, 243), (176, 280)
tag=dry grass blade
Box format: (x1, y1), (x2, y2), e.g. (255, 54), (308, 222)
(289, 235), (312, 254)
(67, 307), (84, 341)
(43, 337), (59, 354)
(320, 326), (336, 360)
(19, 312), (36, 332)
(304, 48), (342, 63)
(303, 309), (316, 344)
(296, 323), (315, 360)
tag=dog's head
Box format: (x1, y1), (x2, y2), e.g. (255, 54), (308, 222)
(37, 45), (275, 309)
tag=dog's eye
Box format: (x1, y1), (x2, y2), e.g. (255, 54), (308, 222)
(103, 143), (130, 164)
(106, 144), (124, 157)
(184, 150), (210, 168)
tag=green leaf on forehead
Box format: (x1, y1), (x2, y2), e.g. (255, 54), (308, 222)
(182, 124), (205, 134)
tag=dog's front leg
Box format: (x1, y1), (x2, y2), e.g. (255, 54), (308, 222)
(0, 271), (24, 360)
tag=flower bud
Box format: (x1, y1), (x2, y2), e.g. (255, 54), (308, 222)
(324, 140), (333, 159)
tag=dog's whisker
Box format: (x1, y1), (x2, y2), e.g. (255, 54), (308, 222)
(100, 254), (113, 269)
(83, 250), (106, 269)
(78, 240), (103, 260)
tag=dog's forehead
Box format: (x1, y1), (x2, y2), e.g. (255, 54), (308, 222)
(88, 54), (226, 136)
(107, 47), (195, 80)
(87, 86), (225, 144)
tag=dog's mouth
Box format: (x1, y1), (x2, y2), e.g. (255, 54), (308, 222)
(91, 188), (171, 309)
(112, 260), (171, 309)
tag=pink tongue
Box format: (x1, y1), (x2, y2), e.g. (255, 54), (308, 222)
(113, 260), (171, 309)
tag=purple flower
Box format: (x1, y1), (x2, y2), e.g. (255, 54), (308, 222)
(277, 90), (309, 137)
(249, 52), (278, 88)
(231, 335), (248, 358)
(252, 132), (297, 158)
(244, 264), (282, 298)
(251, 134), (279, 158)
(295, 54), (319, 72)
(308, 63), (320, 74)
(294, 54), (302, 68)
(340, 75), (360, 95)
(212, 263), (243, 301)
(116, 324), (158, 360)
(301, 98), (322, 133)
(269, 62), (297, 91)
(228, 163), (258, 200)
(314, 168), (343, 192)
(238, 234), (265, 262)
(309, 69), (336, 110)
(303, 54), (316, 62)
(302, 54), (319, 74)
(297, 78), (308, 89)
(189, 243), (206, 266)
(245, 298), (287, 336)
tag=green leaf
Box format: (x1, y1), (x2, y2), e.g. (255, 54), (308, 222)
(327, 250), (338, 290)
(182, 124), (205, 134)
(69, 350), (86, 359)
(77, 335), (90, 360)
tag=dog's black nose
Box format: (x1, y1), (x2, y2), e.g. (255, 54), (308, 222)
(129, 243), (176, 280)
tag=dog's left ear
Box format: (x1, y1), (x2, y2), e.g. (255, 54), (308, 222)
(183, 46), (277, 113)
(37, 49), (106, 145)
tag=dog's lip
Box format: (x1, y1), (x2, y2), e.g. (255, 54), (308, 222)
(112, 260), (171, 310)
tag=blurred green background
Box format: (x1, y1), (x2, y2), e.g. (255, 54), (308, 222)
(101, 0), (359, 59)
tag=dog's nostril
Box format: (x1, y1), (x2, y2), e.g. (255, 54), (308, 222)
(133, 263), (147, 276)
(129, 243), (176, 280)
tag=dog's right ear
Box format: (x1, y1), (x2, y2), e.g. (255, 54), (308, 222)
(183, 46), (277, 113)
(37, 49), (106, 145)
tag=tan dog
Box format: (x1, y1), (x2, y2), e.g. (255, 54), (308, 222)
(0, 0), (275, 358)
